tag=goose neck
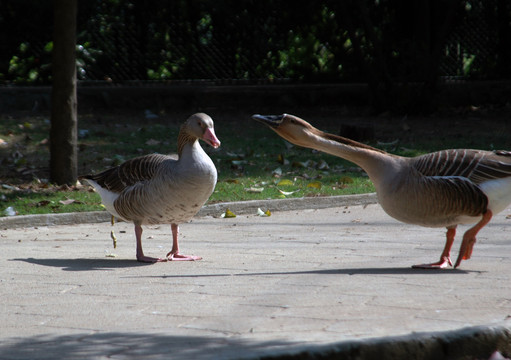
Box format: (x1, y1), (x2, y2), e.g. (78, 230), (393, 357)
(309, 131), (401, 185)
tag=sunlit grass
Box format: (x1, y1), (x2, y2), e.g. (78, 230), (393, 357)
(211, 172), (374, 203)
(1, 186), (103, 215)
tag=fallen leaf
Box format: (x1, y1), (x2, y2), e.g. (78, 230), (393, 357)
(3, 206), (16, 216)
(317, 159), (329, 170)
(226, 151), (244, 158)
(145, 139), (160, 146)
(245, 187), (264, 193)
(224, 179), (240, 184)
(2, 184), (19, 190)
(231, 160), (247, 165)
(110, 230), (117, 249)
(59, 198), (83, 205)
(278, 189), (300, 196)
(221, 208), (236, 218)
(307, 181), (322, 189)
(277, 179), (294, 186)
(144, 109), (158, 119)
(272, 167), (282, 177)
(257, 208), (271, 217)
(78, 129), (90, 138)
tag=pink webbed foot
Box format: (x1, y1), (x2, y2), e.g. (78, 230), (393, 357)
(412, 227), (456, 270)
(166, 251), (202, 261)
(166, 224), (202, 261)
(412, 256), (453, 269)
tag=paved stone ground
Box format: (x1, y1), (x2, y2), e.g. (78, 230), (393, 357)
(1, 198), (511, 359)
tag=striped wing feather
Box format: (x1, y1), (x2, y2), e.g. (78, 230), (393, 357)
(412, 149), (511, 183)
(409, 149), (511, 216)
(81, 154), (177, 193)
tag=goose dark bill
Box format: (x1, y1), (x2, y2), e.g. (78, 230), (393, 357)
(252, 114), (285, 128)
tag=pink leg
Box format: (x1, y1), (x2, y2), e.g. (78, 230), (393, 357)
(412, 226), (457, 269)
(454, 210), (493, 268)
(135, 223), (166, 263)
(166, 224), (202, 261)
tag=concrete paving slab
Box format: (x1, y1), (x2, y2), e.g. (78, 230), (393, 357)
(1, 200), (511, 359)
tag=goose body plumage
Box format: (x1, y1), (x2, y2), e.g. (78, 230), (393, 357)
(80, 113), (220, 262)
(253, 113), (511, 269)
(379, 149), (511, 228)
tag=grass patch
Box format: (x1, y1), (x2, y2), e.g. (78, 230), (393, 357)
(1, 185), (103, 215)
(1, 109), (510, 216)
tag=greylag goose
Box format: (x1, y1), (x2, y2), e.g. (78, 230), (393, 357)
(253, 113), (511, 269)
(79, 113), (220, 263)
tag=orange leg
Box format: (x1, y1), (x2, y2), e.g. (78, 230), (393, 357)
(454, 210), (493, 269)
(412, 226), (456, 269)
(166, 224), (202, 261)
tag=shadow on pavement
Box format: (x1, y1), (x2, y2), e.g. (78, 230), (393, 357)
(0, 332), (296, 360)
(11, 257), (476, 275)
(1, 325), (509, 360)
(10, 257), (152, 271)
(150, 267), (474, 278)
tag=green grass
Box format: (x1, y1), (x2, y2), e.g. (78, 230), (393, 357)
(1, 109), (510, 216)
(1, 186), (102, 215)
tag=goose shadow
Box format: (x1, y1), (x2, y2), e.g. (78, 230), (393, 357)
(10, 257), (152, 271)
(133, 266), (476, 279)
(10, 258), (477, 275)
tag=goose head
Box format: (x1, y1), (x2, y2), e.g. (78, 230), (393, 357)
(252, 113), (319, 148)
(184, 113), (221, 148)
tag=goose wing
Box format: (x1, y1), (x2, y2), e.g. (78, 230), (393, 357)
(412, 149), (511, 184)
(408, 149), (511, 217)
(80, 153), (177, 193)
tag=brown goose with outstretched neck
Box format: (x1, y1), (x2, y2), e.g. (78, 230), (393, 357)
(253, 113), (511, 269)
(80, 113), (220, 263)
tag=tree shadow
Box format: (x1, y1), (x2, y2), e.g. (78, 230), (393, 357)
(1, 325), (507, 360)
(0, 332), (298, 360)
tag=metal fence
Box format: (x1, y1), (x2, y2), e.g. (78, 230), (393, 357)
(1, 0), (508, 85)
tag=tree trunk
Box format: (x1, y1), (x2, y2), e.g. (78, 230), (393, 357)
(50, 0), (77, 185)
